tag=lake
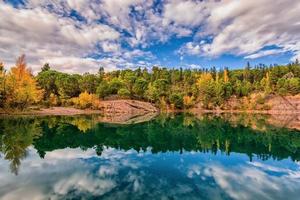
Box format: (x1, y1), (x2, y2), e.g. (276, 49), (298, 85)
(0, 113), (300, 200)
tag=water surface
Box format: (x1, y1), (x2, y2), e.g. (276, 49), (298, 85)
(0, 114), (300, 200)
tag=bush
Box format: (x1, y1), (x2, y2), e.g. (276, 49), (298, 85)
(287, 78), (300, 95)
(276, 78), (300, 95)
(49, 93), (59, 106)
(118, 88), (130, 98)
(71, 91), (100, 109)
(256, 94), (265, 105)
(183, 95), (194, 108)
(169, 93), (184, 109)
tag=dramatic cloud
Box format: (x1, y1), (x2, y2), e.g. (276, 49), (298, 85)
(182, 0), (300, 61)
(0, 0), (299, 73)
(0, 2), (121, 72)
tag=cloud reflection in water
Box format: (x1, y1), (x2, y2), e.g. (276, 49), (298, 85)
(0, 147), (300, 200)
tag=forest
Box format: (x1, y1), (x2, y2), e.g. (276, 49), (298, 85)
(0, 54), (300, 111)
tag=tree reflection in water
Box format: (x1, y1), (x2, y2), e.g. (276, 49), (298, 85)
(0, 117), (41, 175)
(0, 113), (300, 175)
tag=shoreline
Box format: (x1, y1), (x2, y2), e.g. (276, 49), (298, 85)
(1, 106), (300, 116)
(1, 97), (300, 116)
(0, 107), (103, 116)
(1, 105), (299, 130)
(189, 109), (300, 115)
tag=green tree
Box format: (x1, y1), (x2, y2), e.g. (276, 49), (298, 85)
(55, 73), (80, 99)
(286, 78), (300, 95)
(41, 63), (50, 72)
(36, 70), (59, 100)
(96, 80), (110, 99)
(108, 78), (124, 95)
(0, 118), (42, 174)
(145, 83), (158, 102)
(121, 70), (136, 96)
(118, 88), (131, 98)
(79, 73), (99, 93)
(169, 93), (184, 109)
(234, 80), (252, 97)
(98, 66), (105, 81)
(133, 78), (148, 98)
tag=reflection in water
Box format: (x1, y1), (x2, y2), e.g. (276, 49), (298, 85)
(0, 114), (300, 200)
(0, 118), (41, 175)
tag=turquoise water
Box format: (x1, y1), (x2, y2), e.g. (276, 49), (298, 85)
(0, 114), (300, 200)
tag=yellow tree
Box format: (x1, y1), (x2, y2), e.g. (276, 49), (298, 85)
(224, 69), (229, 83)
(196, 73), (213, 87)
(260, 71), (271, 94)
(5, 55), (43, 109)
(196, 73), (215, 108)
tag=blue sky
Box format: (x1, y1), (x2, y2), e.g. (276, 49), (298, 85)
(1, 0), (300, 73)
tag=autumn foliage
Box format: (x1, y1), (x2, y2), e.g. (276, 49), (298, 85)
(4, 55), (43, 110)
(0, 54), (300, 111)
(71, 91), (100, 109)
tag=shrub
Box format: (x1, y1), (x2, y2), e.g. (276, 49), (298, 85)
(183, 95), (194, 108)
(118, 88), (130, 98)
(49, 93), (59, 106)
(71, 91), (100, 109)
(169, 93), (184, 109)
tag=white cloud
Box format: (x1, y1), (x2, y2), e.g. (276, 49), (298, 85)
(163, 0), (209, 27)
(209, 162), (300, 200)
(101, 0), (144, 30)
(244, 49), (285, 59)
(45, 148), (96, 160)
(0, 2), (121, 73)
(1, 0), (300, 73)
(0, 1), (164, 73)
(178, 42), (202, 56)
(101, 42), (120, 53)
(1, 146), (300, 200)
(53, 173), (116, 197)
(177, 0), (300, 61)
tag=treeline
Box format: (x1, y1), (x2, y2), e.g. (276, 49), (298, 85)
(0, 55), (300, 110)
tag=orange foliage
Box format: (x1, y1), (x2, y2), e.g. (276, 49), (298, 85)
(183, 95), (194, 108)
(49, 93), (59, 106)
(196, 73), (213, 87)
(5, 55), (43, 109)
